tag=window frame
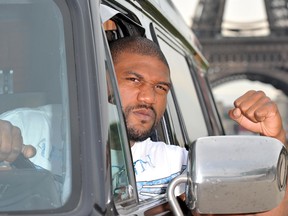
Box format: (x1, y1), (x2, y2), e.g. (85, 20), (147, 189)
(151, 26), (210, 144)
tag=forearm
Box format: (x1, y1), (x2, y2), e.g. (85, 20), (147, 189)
(260, 127), (287, 148)
(274, 128), (287, 148)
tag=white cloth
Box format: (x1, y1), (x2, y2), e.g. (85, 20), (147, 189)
(0, 105), (63, 174)
(131, 138), (188, 200)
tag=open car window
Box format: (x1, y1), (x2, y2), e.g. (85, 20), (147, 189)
(0, 0), (74, 211)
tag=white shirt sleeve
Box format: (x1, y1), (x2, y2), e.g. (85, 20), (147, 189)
(0, 104), (62, 172)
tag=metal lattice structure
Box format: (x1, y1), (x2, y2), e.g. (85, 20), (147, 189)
(192, 0), (288, 95)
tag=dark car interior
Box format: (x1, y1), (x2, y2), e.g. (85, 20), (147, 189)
(0, 2), (63, 114)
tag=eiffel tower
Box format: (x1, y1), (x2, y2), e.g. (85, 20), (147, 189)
(192, 0), (288, 95)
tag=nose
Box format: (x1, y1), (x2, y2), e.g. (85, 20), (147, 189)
(137, 84), (156, 104)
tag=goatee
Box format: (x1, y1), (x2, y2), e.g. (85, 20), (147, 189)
(124, 104), (158, 142)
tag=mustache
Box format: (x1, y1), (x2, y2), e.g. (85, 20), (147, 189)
(126, 104), (157, 117)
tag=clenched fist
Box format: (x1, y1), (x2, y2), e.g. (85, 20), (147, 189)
(229, 90), (287, 146)
(0, 120), (36, 162)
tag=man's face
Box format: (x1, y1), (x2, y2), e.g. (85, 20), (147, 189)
(113, 52), (170, 143)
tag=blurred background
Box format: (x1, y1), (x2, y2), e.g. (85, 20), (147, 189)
(171, 0), (288, 137)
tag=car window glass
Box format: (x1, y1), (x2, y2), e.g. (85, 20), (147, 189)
(0, 0), (75, 212)
(107, 84), (134, 204)
(104, 41), (138, 208)
(166, 92), (186, 148)
(158, 38), (208, 143)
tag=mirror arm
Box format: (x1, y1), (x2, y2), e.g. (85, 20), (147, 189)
(167, 174), (188, 216)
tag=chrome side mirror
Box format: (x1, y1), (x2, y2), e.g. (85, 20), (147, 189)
(168, 136), (287, 216)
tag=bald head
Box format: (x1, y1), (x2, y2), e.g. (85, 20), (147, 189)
(109, 36), (169, 70)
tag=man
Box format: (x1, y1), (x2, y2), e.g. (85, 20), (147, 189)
(109, 36), (188, 200)
(109, 37), (288, 216)
(0, 36), (287, 215)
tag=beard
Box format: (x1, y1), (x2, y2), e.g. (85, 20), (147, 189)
(127, 125), (155, 142)
(124, 104), (158, 142)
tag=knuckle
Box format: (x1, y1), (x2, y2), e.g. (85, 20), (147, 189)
(0, 120), (13, 131)
(234, 99), (241, 107)
(0, 144), (11, 154)
(270, 101), (278, 111)
(12, 126), (21, 137)
(238, 102), (248, 111)
(255, 90), (265, 97)
(248, 90), (256, 94)
(12, 147), (21, 155)
(262, 96), (271, 104)
(246, 109), (255, 119)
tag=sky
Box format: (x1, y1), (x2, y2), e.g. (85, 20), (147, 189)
(224, 0), (266, 22)
(171, 0), (198, 27)
(171, 0), (285, 106)
(213, 80), (284, 106)
(171, 0), (267, 27)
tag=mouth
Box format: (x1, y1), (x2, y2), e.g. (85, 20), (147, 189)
(132, 108), (155, 122)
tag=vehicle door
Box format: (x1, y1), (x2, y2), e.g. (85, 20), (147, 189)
(0, 0), (141, 215)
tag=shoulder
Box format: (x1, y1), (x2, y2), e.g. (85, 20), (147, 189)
(0, 104), (61, 121)
(148, 139), (186, 151)
(0, 104), (62, 132)
(133, 138), (187, 156)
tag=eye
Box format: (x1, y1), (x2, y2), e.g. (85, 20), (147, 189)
(124, 77), (142, 87)
(155, 84), (169, 94)
(126, 77), (140, 83)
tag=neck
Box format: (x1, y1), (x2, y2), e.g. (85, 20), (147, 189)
(130, 140), (135, 147)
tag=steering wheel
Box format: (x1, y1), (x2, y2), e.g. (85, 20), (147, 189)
(10, 153), (35, 169)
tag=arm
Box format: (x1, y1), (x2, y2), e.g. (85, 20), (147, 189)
(170, 91), (287, 216)
(0, 120), (35, 163)
(228, 90), (287, 146)
(227, 90), (288, 216)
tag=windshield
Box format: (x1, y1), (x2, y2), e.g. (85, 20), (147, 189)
(0, 0), (74, 211)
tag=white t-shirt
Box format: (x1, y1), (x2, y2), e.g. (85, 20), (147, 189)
(131, 138), (188, 200)
(0, 104), (63, 174)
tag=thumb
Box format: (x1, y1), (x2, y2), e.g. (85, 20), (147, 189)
(228, 108), (242, 122)
(21, 144), (36, 158)
(228, 108), (250, 130)
(228, 107), (261, 134)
